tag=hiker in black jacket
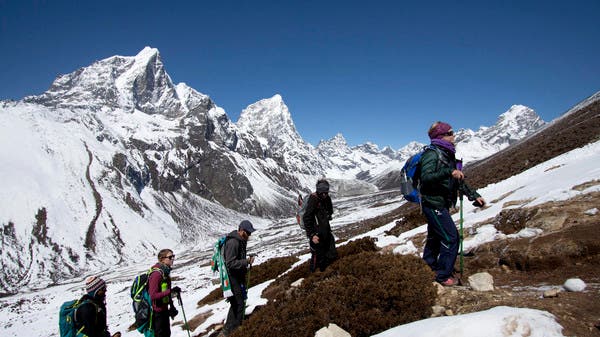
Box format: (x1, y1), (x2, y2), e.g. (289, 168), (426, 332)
(75, 276), (121, 337)
(303, 179), (337, 272)
(420, 121), (486, 286)
(220, 220), (256, 337)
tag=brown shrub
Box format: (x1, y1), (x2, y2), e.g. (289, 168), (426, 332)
(263, 237), (379, 301)
(233, 243), (435, 337)
(197, 255), (299, 307)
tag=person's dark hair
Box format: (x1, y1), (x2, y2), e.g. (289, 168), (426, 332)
(157, 249), (173, 260)
(316, 179), (330, 193)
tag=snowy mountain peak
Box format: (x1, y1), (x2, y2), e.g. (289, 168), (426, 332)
(318, 133), (348, 149)
(135, 46), (160, 61)
(454, 105), (546, 163)
(496, 105), (542, 129)
(237, 94), (303, 149)
(25, 46), (187, 117)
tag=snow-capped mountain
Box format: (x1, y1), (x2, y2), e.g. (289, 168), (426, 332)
(237, 94), (326, 177)
(355, 107), (547, 189)
(455, 105), (546, 162)
(0, 47), (546, 293)
(317, 134), (394, 178)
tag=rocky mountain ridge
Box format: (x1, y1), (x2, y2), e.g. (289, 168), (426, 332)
(0, 47), (546, 293)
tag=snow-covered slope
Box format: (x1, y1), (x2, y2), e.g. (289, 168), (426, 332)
(2, 134), (599, 337)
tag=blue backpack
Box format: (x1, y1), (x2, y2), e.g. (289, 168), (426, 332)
(58, 298), (91, 337)
(399, 146), (445, 203)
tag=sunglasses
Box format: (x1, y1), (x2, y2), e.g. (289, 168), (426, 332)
(441, 131), (454, 136)
(164, 255), (175, 260)
(243, 230), (251, 236)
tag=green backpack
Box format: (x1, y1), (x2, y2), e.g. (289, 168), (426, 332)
(58, 298), (90, 337)
(130, 267), (162, 333)
(211, 236), (233, 298)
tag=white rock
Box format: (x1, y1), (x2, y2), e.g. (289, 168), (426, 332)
(563, 278), (586, 292)
(543, 288), (560, 298)
(393, 241), (418, 255)
(315, 323), (351, 337)
(468, 272), (494, 291)
(291, 278), (304, 288)
(584, 208), (599, 215)
(431, 305), (446, 317)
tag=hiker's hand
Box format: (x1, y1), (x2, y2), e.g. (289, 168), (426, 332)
(451, 169), (464, 180)
(169, 307), (178, 319)
(248, 255), (255, 265)
(473, 197), (486, 207)
(171, 286), (181, 296)
(111, 332), (121, 337)
(312, 235), (320, 244)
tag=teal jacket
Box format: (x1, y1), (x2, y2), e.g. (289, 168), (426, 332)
(419, 145), (480, 210)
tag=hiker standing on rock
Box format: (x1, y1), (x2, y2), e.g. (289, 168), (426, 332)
(75, 276), (121, 337)
(303, 179), (337, 272)
(220, 220), (257, 337)
(149, 249), (181, 337)
(420, 121), (485, 286)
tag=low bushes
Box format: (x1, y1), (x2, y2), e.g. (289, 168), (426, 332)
(232, 238), (436, 337)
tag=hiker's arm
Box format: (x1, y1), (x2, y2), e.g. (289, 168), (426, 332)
(148, 271), (170, 301)
(420, 151), (452, 185)
(224, 239), (249, 271)
(459, 182), (484, 205)
(75, 302), (97, 337)
(302, 195), (318, 238)
(325, 196), (333, 219)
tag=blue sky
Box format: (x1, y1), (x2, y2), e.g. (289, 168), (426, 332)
(1, 1), (599, 148)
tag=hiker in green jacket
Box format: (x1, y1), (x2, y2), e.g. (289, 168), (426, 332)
(220, 220), (256, 337)
(420, 121), (485, 286)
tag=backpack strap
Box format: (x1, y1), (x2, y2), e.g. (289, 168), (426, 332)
(423, 145), (449, 172)
(74, 297), (97, 333)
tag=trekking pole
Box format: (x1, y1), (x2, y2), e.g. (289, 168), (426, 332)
(457, 159), (465, 283)
(242, 267), (251, 320)
(176, 293), (191, 337)
(459, 191), (464, 279)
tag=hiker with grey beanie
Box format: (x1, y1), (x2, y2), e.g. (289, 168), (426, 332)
(303, 179), (337, 272)
(220, 220), (257, 336)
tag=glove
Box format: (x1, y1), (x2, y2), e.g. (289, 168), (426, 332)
(111, 333), (122, 337)
(169, 307), (178, 319)
(171, 286), (181, 296)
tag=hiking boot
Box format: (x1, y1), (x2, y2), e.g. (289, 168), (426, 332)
(440, 277), (458, 286)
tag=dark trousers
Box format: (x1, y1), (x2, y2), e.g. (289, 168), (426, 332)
(422, 206), (459, 282)
(309, 233), (337, 272)
(223, 292), (245, 335)
(152, 310), (171, 337)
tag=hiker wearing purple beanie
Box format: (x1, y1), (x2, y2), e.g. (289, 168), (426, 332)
(420, 121), (486, 286)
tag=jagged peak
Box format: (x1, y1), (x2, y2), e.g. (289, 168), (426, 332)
(317, 133), (349, 150)
(353, 142), (379, 153)
(238, 94), (293, 130)
(236, 94), (304, 150)
(135, 46), (160, 61)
